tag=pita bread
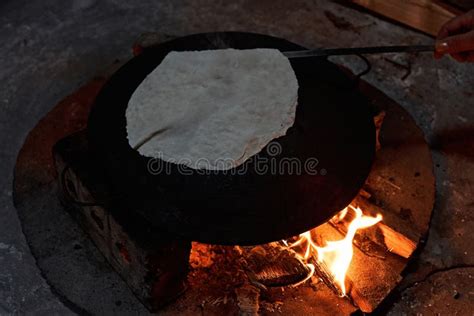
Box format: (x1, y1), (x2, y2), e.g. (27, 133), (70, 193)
(126, 48), (298, 170)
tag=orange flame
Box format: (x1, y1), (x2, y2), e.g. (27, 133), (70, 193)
(285, 205), (382, 295)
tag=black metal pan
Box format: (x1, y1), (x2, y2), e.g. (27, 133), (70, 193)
(87, 32), (375, 245)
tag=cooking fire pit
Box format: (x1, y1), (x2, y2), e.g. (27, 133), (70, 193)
(13, 32), (434, 315)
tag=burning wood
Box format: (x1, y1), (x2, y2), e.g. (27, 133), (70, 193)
(329, 206), (416, 259)
(242, 238), (375, 312)
(189, 188), (417, 314)
(378, 224), (416, 259)
(308, 259), (373, 313)
(242, 244), (312, 288)
(284, 207), (382, 295)
(271, 207), (383, 312)
(307, 256), (344, 297)
(351, 196), (417, 259)
(329, 216), (388, 259)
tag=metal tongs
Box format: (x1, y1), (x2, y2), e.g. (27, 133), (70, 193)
(283, 45), (435, 59)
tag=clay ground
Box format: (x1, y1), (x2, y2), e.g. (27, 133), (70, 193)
(0, 0), (473, 314)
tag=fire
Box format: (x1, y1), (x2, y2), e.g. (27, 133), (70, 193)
(284, 205), (382, 296)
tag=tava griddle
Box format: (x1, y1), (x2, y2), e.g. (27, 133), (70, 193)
(87, 32), (375, 245)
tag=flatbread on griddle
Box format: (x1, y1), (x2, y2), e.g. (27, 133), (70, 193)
(126, 48), (298, 170)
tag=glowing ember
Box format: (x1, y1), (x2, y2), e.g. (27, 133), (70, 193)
(284, 205), (382, 296)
